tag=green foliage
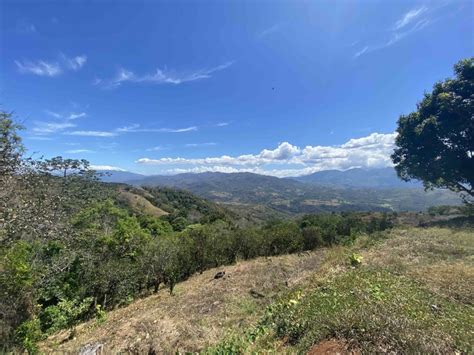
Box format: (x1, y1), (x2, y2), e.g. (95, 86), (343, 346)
(215, 269), (473, 354)
(138, 215), (173, 236)
(95, 304), (107, 324)
(40, 298), (93, 334)
(0, 110), (397, 352)
(392, 58), (474, 201)
(349, 252), (363, 266)
(171, 216), (188, 232)
(15, 317), (43, 354)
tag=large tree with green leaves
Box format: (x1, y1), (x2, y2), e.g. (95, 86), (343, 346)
(391, 58), (474, 201)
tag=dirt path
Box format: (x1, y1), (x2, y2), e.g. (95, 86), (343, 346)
(40, 250), (325, 354)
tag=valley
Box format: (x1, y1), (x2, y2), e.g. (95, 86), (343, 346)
(103, 169), (462, 220)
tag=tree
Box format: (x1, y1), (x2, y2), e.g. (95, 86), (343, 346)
(0, 112), (24, 176)
(392, 58), (474, 201)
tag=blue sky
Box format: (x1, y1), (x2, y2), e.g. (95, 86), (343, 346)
(1, 0), (472, 176)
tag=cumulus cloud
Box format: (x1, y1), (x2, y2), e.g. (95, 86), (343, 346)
(96, 61), (233, 89)
(136, 132), (397, 176)
(90, 165), (126, 171)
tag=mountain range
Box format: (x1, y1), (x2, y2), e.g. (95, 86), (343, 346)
(98, 168), (461, 217)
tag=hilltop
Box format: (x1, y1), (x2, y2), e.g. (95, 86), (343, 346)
(292, 167), (421, 188)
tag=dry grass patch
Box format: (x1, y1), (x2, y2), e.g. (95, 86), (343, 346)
(117, 189), (168, 217)
(364, 227), (474, 304)
(39, 250), (325, 353)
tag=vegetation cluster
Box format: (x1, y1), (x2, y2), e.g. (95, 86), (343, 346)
(0, 112), (392, 352)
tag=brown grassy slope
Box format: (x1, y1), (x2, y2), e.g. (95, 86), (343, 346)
(364, 227), (474, 304)
(208, 227), (473, 354)
(117, 189), (168, 217)
(39, 250), (325, 353)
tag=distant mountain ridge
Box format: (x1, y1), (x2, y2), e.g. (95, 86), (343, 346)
(97, 168), (460, 215)
(98, 170), (145, 183)
(292, 167), (422, 188)
(99, 167), (420, 189)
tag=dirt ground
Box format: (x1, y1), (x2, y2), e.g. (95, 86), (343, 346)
(307, 339), (360, 355)
(40, 250), (325, 354)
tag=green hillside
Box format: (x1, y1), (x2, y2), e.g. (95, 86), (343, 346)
(37, 224), (474, 354)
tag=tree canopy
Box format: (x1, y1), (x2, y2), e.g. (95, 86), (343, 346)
(392, 58), (474, 201)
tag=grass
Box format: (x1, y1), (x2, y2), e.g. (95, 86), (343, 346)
(208, 227), (474, 354)
(117, 189), (168, 217)
(39, 250), (325, 353)
(39, 226), (473, 353)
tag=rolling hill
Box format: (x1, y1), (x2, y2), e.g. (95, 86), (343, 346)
(99, 170), (462, 217)
(292, 167), (421, 188)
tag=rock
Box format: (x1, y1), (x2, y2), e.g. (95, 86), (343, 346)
(79, 343), (104, 355)
(249, 289), (265, 298)
(214, 271), (225, 279)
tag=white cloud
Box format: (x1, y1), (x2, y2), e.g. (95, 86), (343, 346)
(146, 146), (165, 152)
(61, 124), (197, 138)
(257, 24), (281, 39)
(63, 55), (87, 70)
(260, 142), (300, 160)
(68, 112), (87, 120)
(97, 61), (233, 88)
(385, 19), (430, 47)
(90, 165), (126, 171)
(394, 6), (427, 30)
(45, 110), (63, 119)
(15, 60), (62, 77)
(354, 46), (369, 58)
(354, 6), (431, 58)
(32, 121), (76, 134)
(66, 130), (118, 137)
(65, 149), (94, 154)
(136, 132), (397, 176)
(185, 142), (217, 147)
(216, 122), (230, 127)
(16, 53), (87, 76)
(26, 136), (53, 141)
(116, 124), (197, 133)
(45, 110), (87, 120)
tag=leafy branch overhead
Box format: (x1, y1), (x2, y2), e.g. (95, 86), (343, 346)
(392, 58), (474, 201)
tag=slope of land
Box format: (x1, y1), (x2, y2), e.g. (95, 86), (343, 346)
(117, 189), (168, 217)
(41, 224), (473, 353)
(292, 167), (421, 188)
(103, 171), (462, 218)
(40, 250), (326, 353)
